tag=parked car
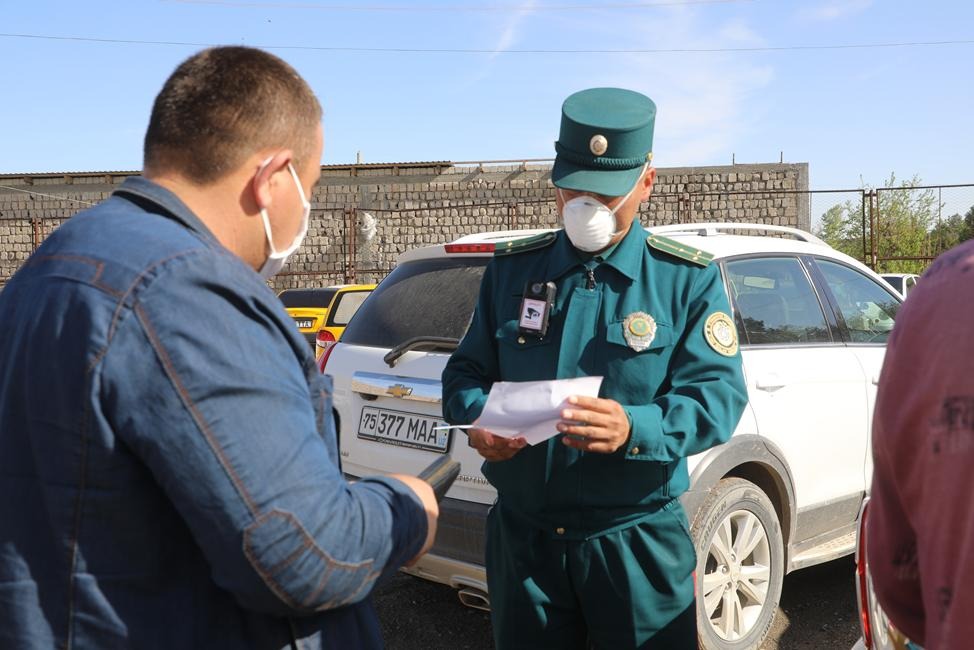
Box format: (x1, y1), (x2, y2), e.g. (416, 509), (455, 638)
(279, 284), (375, 358)
(311, 284), (376, 358)
(321, 223), (902, 650)
(853, 499), (922, 650)
(879, 273), (920, 300)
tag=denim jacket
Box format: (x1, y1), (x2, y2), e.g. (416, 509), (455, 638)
(0, 177), (427, 649)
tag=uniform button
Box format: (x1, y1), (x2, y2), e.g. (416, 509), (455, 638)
(517, 336), (526, 344)
(555, 527), (565, 535)
(630, 447), (640, 455)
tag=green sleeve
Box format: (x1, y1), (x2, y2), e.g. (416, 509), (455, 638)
(622, 263), (747, 462)
(441, 261), (500, 425)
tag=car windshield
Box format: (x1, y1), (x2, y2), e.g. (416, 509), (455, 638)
(341, 257), (489, 349)
(279, 287), (339, 308)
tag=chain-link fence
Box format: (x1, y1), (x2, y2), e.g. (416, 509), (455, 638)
(4, 180), (974, 292)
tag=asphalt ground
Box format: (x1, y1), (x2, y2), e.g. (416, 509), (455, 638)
(374, 555), (861, 649)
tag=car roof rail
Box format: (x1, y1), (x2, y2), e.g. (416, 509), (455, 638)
(646, 222), (828, 247)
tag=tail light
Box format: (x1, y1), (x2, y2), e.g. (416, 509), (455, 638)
(317, 341), (338, 374)
(316, 329), (337, 348)
(444, 243), (495, 254)
(855, 502), (873, 648)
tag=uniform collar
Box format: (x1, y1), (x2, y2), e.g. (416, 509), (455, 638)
(547, 221), (646, 282)
(112, 176), (219, 244)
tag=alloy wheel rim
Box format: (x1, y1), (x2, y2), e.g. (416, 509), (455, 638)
(701, 508), (773, 641)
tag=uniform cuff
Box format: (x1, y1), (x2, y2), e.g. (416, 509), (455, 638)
(622, 404), (663, 460)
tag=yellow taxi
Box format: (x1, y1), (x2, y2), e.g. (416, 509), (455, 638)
(279, 284), (376, 358)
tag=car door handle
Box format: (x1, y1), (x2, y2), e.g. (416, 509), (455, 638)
(755, 373), (787, 392)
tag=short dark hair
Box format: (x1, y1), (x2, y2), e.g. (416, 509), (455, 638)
(144, 47), (322, 184)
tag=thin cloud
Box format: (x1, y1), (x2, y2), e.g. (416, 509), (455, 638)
(797, 0), (874, 22)
(490, 0), (536, 59)
(593, 7), (775, 166)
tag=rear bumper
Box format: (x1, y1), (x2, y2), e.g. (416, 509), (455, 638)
(402, 552), (488, 594)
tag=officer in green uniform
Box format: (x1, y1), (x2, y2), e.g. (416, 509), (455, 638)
(441, 87), (748, 649)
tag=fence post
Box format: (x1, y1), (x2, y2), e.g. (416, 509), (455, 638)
(860, 191), (868, 265)
(344, 207), (356, 283)
(868, 190), (879, 270)
(508, 202), (517, 230)
(31, 214), (41, 252)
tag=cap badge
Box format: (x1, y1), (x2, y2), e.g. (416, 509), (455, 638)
(704, 312), (738, 356)
(589, 134), (608, 156)
(623, 312), (657, 351)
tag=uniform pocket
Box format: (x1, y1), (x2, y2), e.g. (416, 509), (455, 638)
(599, 320), (676, 398)
(495, 321), (557, 380)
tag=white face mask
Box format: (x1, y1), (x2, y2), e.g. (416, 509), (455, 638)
(558, 164), (647, 253)
(257, 160), (311, 280)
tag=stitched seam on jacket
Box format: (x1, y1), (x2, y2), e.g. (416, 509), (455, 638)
(316, 568), (381, 610)
(107, 249), (211, 346)
(63, 375), (94, 650)
(88, 250), (213, 374)
(25, 254), (122, 298)
(134, 302), (260, 516)
(243, 510), (375, 611)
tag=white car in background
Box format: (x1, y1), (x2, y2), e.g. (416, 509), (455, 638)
(879, 273), (920, 300)
(320, 223), (902, 650)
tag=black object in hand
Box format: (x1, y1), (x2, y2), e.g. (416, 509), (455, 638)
(416, 455), (461, 502)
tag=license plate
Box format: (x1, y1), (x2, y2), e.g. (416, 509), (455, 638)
(357, 406), (450, 453)
(293, 318), (315, 330)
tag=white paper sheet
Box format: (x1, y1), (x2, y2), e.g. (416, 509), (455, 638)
(474, 376), (604, 446)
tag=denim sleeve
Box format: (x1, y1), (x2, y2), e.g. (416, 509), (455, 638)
(98, 251), (427, 616)
(622, 263), (748, 462)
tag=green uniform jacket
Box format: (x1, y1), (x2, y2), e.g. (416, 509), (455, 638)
(441, 223), (748, 539)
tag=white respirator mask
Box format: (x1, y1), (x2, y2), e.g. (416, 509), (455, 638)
(557, 164), (646, 253)
(257, 159), (311, 280)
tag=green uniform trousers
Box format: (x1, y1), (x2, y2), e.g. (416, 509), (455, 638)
(486, 499), (698, 650)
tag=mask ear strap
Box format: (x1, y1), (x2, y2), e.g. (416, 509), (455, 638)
(255, 156), (278, 252)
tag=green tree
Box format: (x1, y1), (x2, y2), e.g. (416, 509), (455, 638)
(815, 174), (945, 274)
(816, 202), (864, 260)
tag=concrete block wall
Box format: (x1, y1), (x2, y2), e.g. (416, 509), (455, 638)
(0, 161), (809, 290)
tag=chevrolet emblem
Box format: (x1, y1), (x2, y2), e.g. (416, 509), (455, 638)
(387, 384), (413, 398)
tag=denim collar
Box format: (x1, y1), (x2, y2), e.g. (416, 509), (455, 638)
(546, 220), (646, 282)
(113, 176), (219, 245)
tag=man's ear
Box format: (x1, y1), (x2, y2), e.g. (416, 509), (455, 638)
(252, 150), (294, 210)
(639, 166), (657, 201)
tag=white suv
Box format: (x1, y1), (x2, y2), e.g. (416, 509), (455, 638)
(321, 223), (901, 650)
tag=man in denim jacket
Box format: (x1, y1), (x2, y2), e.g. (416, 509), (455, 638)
(0, 47), (437, 649)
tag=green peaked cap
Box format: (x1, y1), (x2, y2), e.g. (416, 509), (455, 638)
(552, 87), (656, 197)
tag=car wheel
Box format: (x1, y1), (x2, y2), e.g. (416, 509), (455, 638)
(690, 477), (784, 650)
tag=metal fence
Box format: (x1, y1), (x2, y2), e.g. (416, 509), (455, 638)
(4, 183), (974, 291)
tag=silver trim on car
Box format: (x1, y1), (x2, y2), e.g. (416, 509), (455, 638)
(351, 371), (443, 404)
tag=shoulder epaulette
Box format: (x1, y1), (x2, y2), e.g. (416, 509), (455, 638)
(494, 231), (558, 256)
(646, 234), (713, 266)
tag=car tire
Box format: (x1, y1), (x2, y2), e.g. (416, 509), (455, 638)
(690, 477), (784, 650)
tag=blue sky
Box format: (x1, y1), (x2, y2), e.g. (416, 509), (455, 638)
(2, 0), (972, 195)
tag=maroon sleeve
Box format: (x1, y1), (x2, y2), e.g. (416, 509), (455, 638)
(867, 242), (974, 649)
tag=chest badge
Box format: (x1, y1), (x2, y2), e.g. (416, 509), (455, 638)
(704, 311), (739, 356)
(622, 312), (657, 351)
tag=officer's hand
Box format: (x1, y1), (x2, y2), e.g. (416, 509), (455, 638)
(557, 395), (631, 454)
(388, 474), (438, 567)
(467, 426), (527, 462)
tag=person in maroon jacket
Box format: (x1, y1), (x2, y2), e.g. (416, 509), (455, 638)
(867, 239), (974, 649)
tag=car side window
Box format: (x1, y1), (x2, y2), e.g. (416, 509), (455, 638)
(725, 257), (832, 345)
(816, 260), (900, 344)
(905, 276), (918, 294)
(328, 291), (371, 326)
